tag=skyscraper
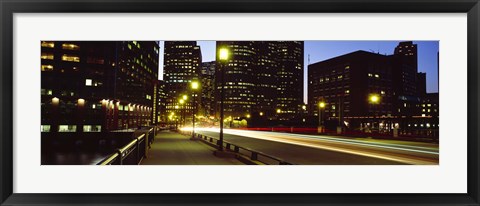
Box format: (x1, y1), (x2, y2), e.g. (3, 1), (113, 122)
(254, 42), (279, 118)
(416, 72), (427, 97)
(163, 41), (202, 118)
(275, 41), (304, 120)
(200, 61), (216, 118)
(215, 41), (304, 121)
(216, 41), (257, 118)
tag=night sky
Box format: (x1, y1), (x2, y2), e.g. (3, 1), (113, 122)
(158, 41), (439, 103)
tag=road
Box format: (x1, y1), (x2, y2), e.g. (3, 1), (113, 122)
(191, 128), (439, 165)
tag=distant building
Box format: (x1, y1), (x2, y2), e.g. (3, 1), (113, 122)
(200, 61), (216, 118)
(163, 41), (202, 121)
(416, 72), (427, 97)
(155, 80), (167, 124)
(308, 51), (394, 126)
(216, 41), (257, 118)
(308, 41), (438, 137)
(41, 41), (160, 133)
(253, 42), (279, 119)
(215, 41), (304, 121)
(275, 41), (304, 120)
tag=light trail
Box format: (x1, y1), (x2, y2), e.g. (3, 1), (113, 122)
(191, 127), (439, 165)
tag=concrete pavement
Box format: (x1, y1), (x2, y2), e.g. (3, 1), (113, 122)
(140, 131), (243, 165)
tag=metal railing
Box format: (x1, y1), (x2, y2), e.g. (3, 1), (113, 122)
(192, 132), (294, 165)
(97, 127), (155, 165)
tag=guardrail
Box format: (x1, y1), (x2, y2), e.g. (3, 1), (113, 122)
(97, 127), (155, 165)
(189, 132), (294, 165)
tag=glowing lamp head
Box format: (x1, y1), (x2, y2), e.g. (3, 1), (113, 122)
(191, 81), (199, 90)
(52, 97), (60, 105)
(182, 95), (188, 100)
(179, 99), (185, 104)
(319, 102), (326, 108)
(78, 98), (85, 106)
(276, 109), (281, 113)
(219, 48), (229, 61)
(369, 94), (380, 103)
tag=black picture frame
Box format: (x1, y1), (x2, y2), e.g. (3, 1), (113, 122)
(1, 0), (479, 205)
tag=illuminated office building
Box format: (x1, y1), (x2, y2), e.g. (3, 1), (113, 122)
(275, 41), (304, 120)
(215, 41), (304, 120)
(200, 61), (217, 118)
(41, 41), (160, 134)
(163, 41), (202, 119)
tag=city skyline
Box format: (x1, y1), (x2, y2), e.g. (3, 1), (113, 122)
(158, 41), (439, 103)
(41, 41), (439, 165)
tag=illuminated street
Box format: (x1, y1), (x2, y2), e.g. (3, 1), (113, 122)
(40, 41), (439, 165)
(190, 128), (439, 165)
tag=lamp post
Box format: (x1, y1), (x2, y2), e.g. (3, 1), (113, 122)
(179, 98), (186, 127)
(174, 105), (179, 130)
(191, 81), (199, 139)
(369, 94), (380, 132)
(318, 101), (325, 133)
(218, 47), (229, 151)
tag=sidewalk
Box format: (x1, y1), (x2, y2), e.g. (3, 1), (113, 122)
(141, 131), (243, 165)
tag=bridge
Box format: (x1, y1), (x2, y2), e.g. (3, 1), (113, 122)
(96, 126), (438, 165)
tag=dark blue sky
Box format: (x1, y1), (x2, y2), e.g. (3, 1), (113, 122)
(159, 41), (439, 103)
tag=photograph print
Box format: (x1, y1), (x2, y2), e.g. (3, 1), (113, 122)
(40, 40), (439, 165)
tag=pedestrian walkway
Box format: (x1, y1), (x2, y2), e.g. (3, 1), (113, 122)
(141, 131), (243, 165)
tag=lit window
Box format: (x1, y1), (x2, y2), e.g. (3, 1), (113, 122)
(62, 54), (80, 62)
(62, 43), (80, 50)
(374, 74), (380, 78)
(59, 125), (76, 132)
(41, 65), (53, 71)
(368, 73), (372, 77)
(41, 53), (54, 60)
(83, 125), (101, 132)
(41, 125), (51, 132)
(345, 90), (350, 94)
(41, 41), (54, 48)
(85, 79), (92, 86)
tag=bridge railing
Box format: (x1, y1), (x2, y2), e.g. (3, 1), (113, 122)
(97, 127), (154, 165)
(192, 132), (294, 165)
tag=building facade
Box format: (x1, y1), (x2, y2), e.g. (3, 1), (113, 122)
(308, 41), (436, 137)
(275, 41), (305, 120)
(308, 51), (394, 128)
(163, 41), (202, 123)
(200, 61), (217, 118)
(215, 41), (304, 121)
(41, 41), (160, 134)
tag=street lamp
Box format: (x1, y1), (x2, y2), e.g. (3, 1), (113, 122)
(369, 94), (380, 132)
(218, 47), (229, 151)
(179, 98), (186, 127)
(318, 101), (326, 133)
(191, 81), (199, 139)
